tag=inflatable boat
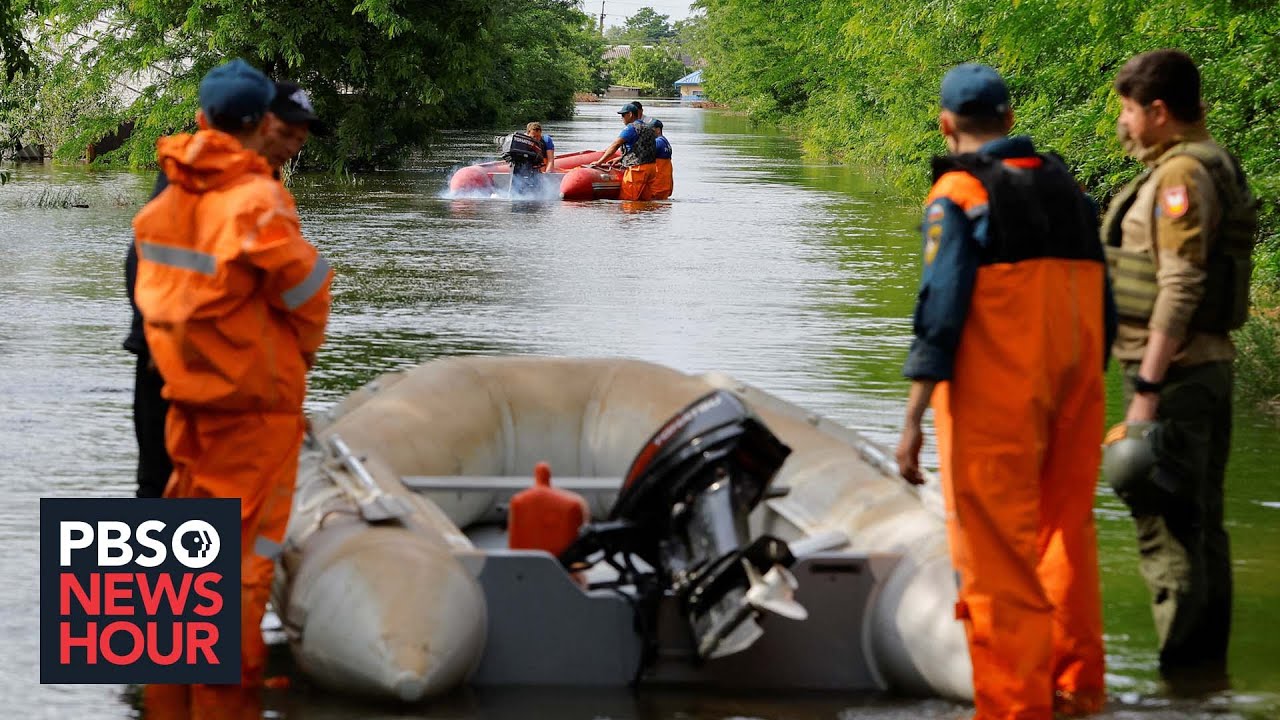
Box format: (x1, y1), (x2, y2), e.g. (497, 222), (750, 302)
(448, 150), (612, 196)
(272, 357), (972, 702)
(558, 164), (623, 201)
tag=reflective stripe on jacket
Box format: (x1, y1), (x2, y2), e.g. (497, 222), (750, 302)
(133, 130), (332, 412)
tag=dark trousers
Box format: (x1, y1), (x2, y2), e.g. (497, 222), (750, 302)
(1123, 361), (1233, 681)
(133, 352), (172, 498)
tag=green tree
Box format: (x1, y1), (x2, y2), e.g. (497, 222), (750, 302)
(0, 0), (36, 80)
(696, 0), (1280, 250)
(610, 45), (688, 97)
(619, 7), (675, 44)
(4, 0), (601, 170)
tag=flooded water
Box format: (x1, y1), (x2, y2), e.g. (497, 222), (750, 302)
(1, 101), (1277, 719)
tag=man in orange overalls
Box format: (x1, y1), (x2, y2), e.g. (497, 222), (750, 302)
(651, 118), (673, 200)
(597, 102), (658, 200)
(895, 64), (1115, 720)
(133, 58), (332, 719)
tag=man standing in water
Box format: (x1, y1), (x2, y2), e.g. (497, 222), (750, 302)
(895, 63), (1111, 719)
(125, 78), (327, 500)
(132, 59), (332, 717)
(652, 118), (673, 200)
(597, 102), (658, 200)
(1102, 49), (1256, 692)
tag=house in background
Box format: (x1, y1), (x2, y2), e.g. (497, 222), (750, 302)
(604, 85), (642, 99)
(604, 45), (634, 61)
(674, 69), (704, 102)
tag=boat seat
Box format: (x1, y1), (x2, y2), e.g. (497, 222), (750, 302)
(401, 476), (788, 520)
(402, 475), (789, 498)
(402, 475), (624, 493)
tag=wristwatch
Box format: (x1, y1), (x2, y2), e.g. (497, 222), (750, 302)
(1133, 374), (1164, 395)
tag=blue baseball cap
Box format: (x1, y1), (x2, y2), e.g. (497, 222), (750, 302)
(617, 102), (640, 115)
(199, 59), (276, 131)
(940, 63), (1010, 116)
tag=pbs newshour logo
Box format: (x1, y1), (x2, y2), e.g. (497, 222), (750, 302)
(40, 499), (241, 684)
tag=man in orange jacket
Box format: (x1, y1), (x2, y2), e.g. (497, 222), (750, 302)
(895, 64), (1114, 720)
(133, 58), (332, 718)
(125, 79), (328, 502)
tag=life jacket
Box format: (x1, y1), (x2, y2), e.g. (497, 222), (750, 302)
(931, 151), (1103, 266)
(500, 132), (544, 165)
(621, 121), (657, 167)
(1101, 141), (1258, 332)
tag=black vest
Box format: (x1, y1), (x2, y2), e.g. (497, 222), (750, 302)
(931, 152), (1102, 266)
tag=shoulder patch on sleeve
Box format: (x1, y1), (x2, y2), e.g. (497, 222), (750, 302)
(1160, 185), (1189, 219)
(922, 199), (949, 265)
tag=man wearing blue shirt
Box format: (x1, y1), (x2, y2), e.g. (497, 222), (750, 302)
(653, 118), (673, 199)
(597, 102), (658, 200)
(526, 122), (555, 172)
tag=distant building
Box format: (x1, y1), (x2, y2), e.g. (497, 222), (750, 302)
(604, 45), (632, 61)
(604, 85), (643, 99)
(604, 44), (661, 62)
(674, 69), (704, 102)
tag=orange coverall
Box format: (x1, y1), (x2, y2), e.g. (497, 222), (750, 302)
(133, 129), (332, 716)
(620, 162), (657, 201)
(652, 158), (673, 200)
(906, 136), (1109, 719)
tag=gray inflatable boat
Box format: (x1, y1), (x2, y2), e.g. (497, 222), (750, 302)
(271, 357), (972, 702)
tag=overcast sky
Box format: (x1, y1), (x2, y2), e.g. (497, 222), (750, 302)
(584, 0), (697, 27)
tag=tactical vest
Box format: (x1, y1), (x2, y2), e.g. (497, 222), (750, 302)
(932, 152), (1102, 266)
(1101, 141), (1258, 332)
(621, 121), (657, 167)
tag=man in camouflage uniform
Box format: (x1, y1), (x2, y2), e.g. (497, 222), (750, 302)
(1104, 49), (1257, 690)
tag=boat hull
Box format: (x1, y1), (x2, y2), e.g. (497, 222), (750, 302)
(275, 357), (972, 701)
(447, 149), (611, 196)
(559, 166), (622, 201)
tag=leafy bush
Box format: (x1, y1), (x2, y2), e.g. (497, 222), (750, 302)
(1236, 288), (1280, 409)
(695, 0), (1280, 243)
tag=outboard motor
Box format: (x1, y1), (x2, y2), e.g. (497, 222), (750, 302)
(559, 390), (804, 662)
(498, 132), (544, 196)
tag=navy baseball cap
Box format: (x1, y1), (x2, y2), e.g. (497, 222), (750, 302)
(199, 59), (276, 131)
(271, 80), (329, 136)
(617, 102), (640, 115)
(940, 63), (1010, 116)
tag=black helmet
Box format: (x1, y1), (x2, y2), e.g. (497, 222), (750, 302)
(1102, 421), (1170, 513)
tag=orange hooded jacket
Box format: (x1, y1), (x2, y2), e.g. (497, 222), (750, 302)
(133, 130), (332, 413)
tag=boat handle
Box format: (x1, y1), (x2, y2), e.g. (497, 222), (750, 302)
(329, 435), (381, 494)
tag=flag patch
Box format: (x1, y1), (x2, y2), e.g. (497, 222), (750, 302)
(1160, 185), (1189, 219)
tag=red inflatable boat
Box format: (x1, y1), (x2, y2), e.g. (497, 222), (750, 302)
(558, 163), (624, 201)
(448, 150), (614, 196)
